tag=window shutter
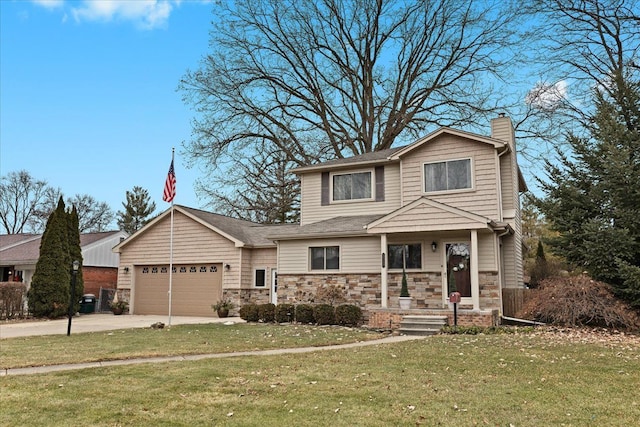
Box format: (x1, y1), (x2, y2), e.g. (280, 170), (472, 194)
(375, 166), (385, 202)
(321, 172), (330, 206)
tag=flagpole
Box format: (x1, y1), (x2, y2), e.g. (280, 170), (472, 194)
(168, 148), (175, 327)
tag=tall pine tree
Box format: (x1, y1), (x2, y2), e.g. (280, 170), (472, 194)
(116, 186), (156, 234)
(28, 197), (71, 317)
(537, 72), (640, 307)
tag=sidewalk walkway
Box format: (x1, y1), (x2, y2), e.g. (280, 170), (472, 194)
(0, 314), (240, 339)
(1, 334), (423, 376)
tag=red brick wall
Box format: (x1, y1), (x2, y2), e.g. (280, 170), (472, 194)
(82, 266), (117, 296)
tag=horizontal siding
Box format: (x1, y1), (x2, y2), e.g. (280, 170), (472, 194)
(477, 233), (497, 271)
(369, 203), (485, 234)
(118, 212), (241, 290)
(278, 236), (380, 274)
(401, 135), (500, 220)
(501, 234), (517, 287)
(300, 164), (401, 225)
(241, 247), (277, 289)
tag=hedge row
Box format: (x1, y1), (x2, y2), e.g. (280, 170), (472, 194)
(239, 303), (362, 327)
(0, 282), (27, 320)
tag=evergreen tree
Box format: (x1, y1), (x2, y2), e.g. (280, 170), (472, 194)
(537, 72), (640, 307)
(116, 186), (156, 234)
(28, 197), (71, 317)
(67, 205), (84, 311)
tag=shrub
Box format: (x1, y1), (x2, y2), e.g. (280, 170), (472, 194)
(0, 282), (27, 319)
(295, 304), (315, 324)
(315, 284), (347, 305)
(258, 303), (276, 323)
(276, 303), (295, 323)
(313, 303), (335, 325)
(335, 304), (362, 327)
(517, 275), (640, 330)
(400, 271), (410, 297)
(239, 304), (259, 322)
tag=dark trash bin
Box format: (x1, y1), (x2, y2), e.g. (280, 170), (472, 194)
(79, 294), (96, 313)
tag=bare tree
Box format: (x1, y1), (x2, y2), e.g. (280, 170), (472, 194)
(180, 0), (523, 217)
(520, 0), (640, 139)
(67, 194), (115, 232)
(197, 145), (300, 223)
(0, 170), (51, 234)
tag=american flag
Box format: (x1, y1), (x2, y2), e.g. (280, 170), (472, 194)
(162, 159), (176, 203)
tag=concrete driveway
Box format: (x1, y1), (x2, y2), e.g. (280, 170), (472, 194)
(0, 314), (244, 339)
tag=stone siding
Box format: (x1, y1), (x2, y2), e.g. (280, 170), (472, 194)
(387, 272), (444, 309)
(277, 274), (382, 312)
(368, 308), (500, 329)
(479, 272), (501, 310)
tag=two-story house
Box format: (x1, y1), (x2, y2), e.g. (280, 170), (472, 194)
(113, 115), (525, 327)
(268, 114), (527, 327)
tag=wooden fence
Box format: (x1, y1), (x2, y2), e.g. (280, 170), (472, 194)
(502, 288), (535, 318)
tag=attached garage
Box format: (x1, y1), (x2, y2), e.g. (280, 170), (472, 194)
(113, 205), (289, 316)
(134, 263), (222, 316)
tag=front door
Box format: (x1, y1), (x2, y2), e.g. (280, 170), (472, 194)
(446, 243), (471, 298)
(270, 269), (278, 304)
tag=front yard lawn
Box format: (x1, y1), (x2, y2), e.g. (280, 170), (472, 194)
(1, 326), (639, 426)
(0, 323), (384, 369)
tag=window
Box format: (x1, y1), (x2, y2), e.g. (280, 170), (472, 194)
(332, 171), (372, 201)
(424, 159), (471, 192)
(310, 246), (340, 270)
(255, 269), (266, 287)
(388, 244), (422, 269)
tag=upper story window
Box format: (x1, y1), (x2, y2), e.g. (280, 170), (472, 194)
(310, 246), (340, 270)
(424, 159), (472, 193)
(332, 171), (372, 201)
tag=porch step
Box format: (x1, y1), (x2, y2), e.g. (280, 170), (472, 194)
(398, 315), (448, 336)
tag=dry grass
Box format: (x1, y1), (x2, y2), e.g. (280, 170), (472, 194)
(1, 326), (639, 426)
(0, 323), (384, 369)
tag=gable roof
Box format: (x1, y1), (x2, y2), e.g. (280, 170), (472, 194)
(114, 205), (300, 250)
(365, 197), (509, 233)
(0, 231), (126, 266)
(291, 147), (404, 174)
(290, 127), (509, 175)
(389, 127), (507, 159)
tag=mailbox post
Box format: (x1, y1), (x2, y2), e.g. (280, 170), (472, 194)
(449, 291), (461, 329)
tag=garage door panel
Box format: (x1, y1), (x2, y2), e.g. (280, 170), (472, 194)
(134, 264), (222, 316)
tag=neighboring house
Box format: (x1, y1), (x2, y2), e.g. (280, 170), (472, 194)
(114, 115), (526, 326)
(0, 231), (128, 298)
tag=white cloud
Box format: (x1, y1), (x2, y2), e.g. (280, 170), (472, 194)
(525, 80), (568, 111)
(27, 0), (177, 30)
(31, 0), (65, 9)
(71, 0), (177, 30)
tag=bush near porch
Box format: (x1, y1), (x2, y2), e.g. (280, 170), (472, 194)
(239, 302), (363, 327)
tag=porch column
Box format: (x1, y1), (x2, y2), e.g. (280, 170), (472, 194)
(380, 233), (388, 308)
(471, 229), (480, 310)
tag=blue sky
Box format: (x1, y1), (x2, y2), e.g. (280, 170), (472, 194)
(1, 0), (212, 222)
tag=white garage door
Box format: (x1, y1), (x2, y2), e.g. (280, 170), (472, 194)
(134, 264), (223, 316)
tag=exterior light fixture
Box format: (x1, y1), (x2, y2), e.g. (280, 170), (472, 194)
(225, 264), (231, 270)
(431, 241), (438, 252)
